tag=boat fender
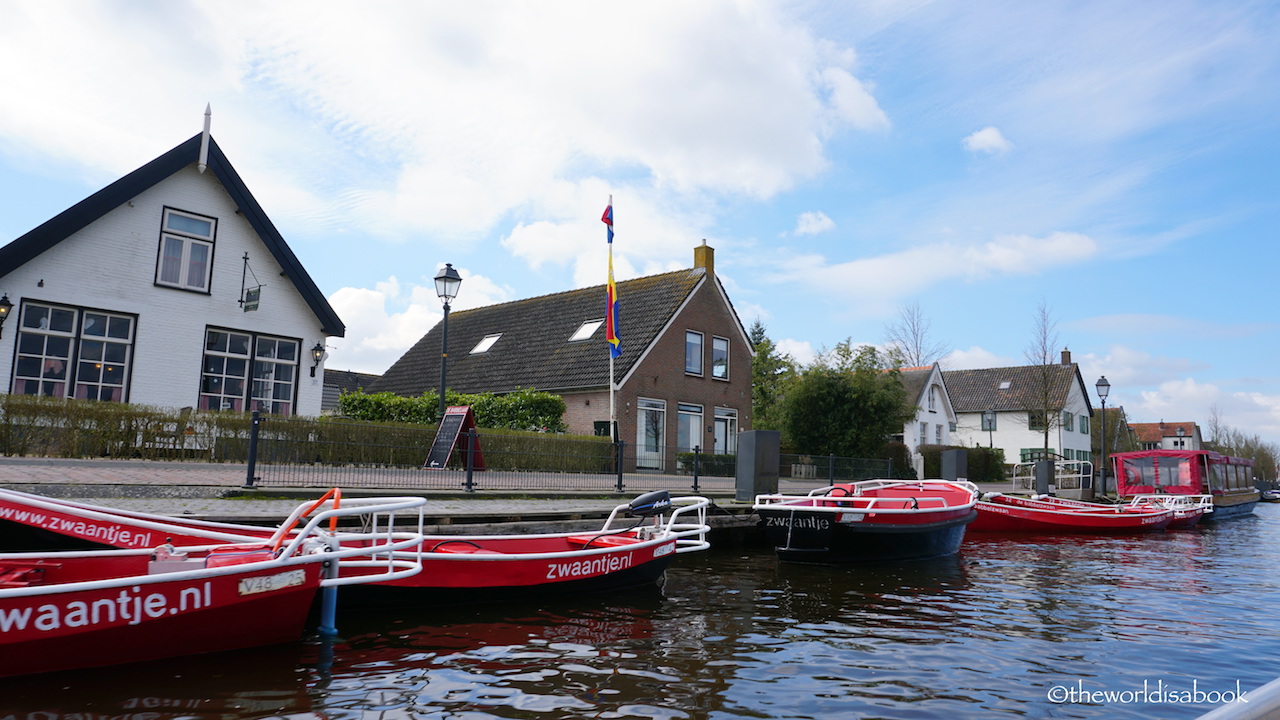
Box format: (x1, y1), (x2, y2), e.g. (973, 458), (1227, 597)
(627, 490), (672, 518)
(981, 492), (1003, 500)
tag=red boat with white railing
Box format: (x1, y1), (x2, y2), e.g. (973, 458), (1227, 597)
(1110, 449), (1260, 521)
(969, 493), (1174, 533)
(0, 495), (427, 678)
(0, 488), (711, 603)
(753, 479), (979, 563)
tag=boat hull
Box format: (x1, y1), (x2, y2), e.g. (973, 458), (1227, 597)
(1202, 493), (1259, 522)
(758, 507), (977, 563)
(0, 560), (322, 678)
(970, 496), (1173, 533)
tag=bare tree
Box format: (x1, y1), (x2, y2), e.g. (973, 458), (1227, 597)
(1023, 300), (1064, 456)
(884, 301), (951, 368)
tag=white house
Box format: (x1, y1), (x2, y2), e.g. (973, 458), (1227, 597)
(897, 363), (956, 475)
(0, 132), (343, 416)
(944, 350), (1095, 466)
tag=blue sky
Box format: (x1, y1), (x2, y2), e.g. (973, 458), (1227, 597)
(2, 1), (1278, 443)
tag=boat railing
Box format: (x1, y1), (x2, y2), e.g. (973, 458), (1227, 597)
(1012, 460), (1094, 492)
(754, 479), (979, 513)
(1127, 494), (1214, 512)
(276, 496), (428, 586)
(599, 495), (712, 554)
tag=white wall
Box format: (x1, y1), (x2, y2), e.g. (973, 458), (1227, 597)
(0, 163), (330, 415)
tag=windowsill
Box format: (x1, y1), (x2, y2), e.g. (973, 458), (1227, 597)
(153, 282), (213, 295)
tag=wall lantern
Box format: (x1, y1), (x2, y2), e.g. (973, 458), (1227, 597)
(310, 342), (325, 377)
(0, 294), (12, 339)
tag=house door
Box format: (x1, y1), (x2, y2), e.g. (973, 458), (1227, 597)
(636, 398), (665, 470)
(713, 407), (738, 455)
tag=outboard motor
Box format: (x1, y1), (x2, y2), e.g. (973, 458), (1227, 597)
(626, 490), (672, 518)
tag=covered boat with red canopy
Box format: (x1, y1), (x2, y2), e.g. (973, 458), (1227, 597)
(1110, 449), (1259, 521)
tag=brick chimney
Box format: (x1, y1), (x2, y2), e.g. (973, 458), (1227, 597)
(1061, 347), (1071, 365)
(694, 240), (714, 277)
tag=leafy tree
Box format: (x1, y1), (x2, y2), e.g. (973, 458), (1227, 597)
(749, 320), (797, 431)
(782, 342), (913, 458)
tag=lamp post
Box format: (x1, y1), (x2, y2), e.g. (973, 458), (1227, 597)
(982, 408), (995, 448)
(1096, 375), (1111, 500)
(434, 263), (462, 416)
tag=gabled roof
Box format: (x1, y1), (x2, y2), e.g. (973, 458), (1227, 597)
(943, 363), (1092, 414)
(372, 268), (709, 396)
(0, 134), (344, 337)
(1129, 421), (1198, 443)
(898, 365), (939, 408)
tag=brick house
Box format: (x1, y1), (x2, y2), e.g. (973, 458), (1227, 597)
(1128, 420), (1202, 451)
(0, 132), (343, 416)
(372, 244), (753, 471)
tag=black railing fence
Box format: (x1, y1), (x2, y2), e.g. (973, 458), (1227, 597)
(231, 413), (895, 494)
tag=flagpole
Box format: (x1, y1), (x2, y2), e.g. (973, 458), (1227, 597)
(608, 194), (616, 443)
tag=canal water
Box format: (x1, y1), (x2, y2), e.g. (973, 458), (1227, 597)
(4, 503), (1278, 720)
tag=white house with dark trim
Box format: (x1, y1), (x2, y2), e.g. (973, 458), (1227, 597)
(0, 132), (343, 416)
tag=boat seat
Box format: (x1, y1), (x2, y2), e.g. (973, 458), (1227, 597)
(0, 561), (59, 588)
(429, 540), (501, 555)
(565, 533), (642, 549)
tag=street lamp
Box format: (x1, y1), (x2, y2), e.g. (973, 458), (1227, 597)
(982, 408), (996, 448)
(434, 263), (462, 416)
(1096, 375), (1111, 500)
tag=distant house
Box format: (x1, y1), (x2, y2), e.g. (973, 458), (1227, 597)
(372, 243), (754, 472)
(0, 132), (343, 416)
(322, 369), (381, 414)
(897, 363), (956, 453)
(1128, 421), (1202, 451)
(944, 350), (1094, 465)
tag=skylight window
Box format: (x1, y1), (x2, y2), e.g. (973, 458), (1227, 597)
(470, 334), (502, 354)
(999, 380), (1012, 390)
(570, 319), (604, 342)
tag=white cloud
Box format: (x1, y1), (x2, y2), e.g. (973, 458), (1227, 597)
(962, 126), (1013, 154)
(943, 346), (1016, 370)
(793, 211), (835, 236)
(777, 338), (817, 367)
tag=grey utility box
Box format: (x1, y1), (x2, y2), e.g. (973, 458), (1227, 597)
(735, 430), (780, 502)
(940, 448), (968, 482)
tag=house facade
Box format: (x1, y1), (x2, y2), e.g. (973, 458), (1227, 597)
(944, 351), (1095, 466)
(897, 363), (956, 452)
(372, 244), (754, 471)
(0, 133), (343, 416)
(1128, 421), (1202, 451)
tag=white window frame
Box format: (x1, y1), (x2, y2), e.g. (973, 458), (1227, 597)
(156, 208), (216, 292)
(714, 407), (738, 454)
(471, 334), (502, 354)
(569, 320), (603, 342)
(636, 398), (666, 470)
(200, 328), (300, 416)
(678, 402), (704, 452)
(711, 336), (730, 380)
(11, 302), (135, 402)
(685, 331), (704, 376)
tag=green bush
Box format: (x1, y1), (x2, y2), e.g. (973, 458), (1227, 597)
(338, 388), (567, 432)
(676, 451), (737, 477)
(919, 444), (1006, 483)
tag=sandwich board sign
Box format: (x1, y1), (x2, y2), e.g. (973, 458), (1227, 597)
(424, 405), (486, 470)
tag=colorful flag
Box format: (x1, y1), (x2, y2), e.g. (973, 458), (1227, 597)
(603, 202), (621, 358)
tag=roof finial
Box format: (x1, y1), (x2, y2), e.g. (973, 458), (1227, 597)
(198, 103), (211, 174)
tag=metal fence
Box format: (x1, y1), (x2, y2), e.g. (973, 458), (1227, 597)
(779, 453), (893, 483)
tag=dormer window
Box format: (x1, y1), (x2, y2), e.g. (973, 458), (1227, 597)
(471, 334), (502, 354)
(570, 319), (604, 342)
(156, 208), (216, 292)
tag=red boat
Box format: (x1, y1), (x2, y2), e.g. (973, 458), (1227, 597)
(970, 493), (1174, 533)
(753, 479), (979, 563)
(1110, 449), (1260, 521)
(0, 488), (711, 603)
(0, 495), (427, 678)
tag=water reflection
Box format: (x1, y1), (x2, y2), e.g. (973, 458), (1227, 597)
(3, 506), (1278, 719)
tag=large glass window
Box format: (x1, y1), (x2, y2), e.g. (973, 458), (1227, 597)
(685, 331), (703, 375)
(711, 336), (729, 379)
(713, 407), (738, 454)
(156, 208), (216, 291)
(677, 402), (704, 452)
(636, 398), (666, 470)
(11, 302), (134, 402)
(200, 329), (299, 415)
